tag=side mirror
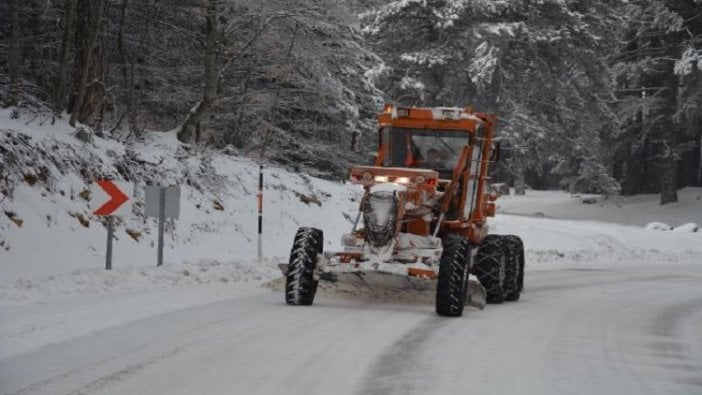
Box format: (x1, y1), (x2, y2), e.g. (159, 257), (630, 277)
(495, 140), (515, 161)
(490, 142), (501, 162)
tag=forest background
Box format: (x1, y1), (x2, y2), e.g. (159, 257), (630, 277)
(1, 0), (700, 204)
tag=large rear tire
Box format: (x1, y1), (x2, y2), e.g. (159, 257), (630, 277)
(436, 234), (471, 317)
(503, 235), (524, 301)
(473, 234), (507, 304)
(285, 227), (323, 305)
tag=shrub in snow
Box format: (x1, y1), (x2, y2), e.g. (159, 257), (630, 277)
(645, 222), (672, 231)
(672, 223), (699, 233)
(73, 126), (94, 144)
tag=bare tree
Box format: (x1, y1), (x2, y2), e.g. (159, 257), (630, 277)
(51, 0), (77, 115)
(69, 0), (106, 126)
(5, 0), (21, 108)
(177, 4), (291, 144)
(177, 0), (221, 143)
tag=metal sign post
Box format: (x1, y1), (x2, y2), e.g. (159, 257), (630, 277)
(257, 165), (263, 262)
(92, 180), (132, 270)
(157, 187), (166, 267)
(145, 185), (181, 267)
(106, 216), (114, 270)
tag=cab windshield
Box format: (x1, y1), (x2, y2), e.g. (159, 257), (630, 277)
(382, 127), (471, 177)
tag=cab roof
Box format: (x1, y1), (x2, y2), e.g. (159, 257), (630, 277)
(377, 103), (492, 132)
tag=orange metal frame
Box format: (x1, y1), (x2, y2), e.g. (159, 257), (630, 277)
(374, 104), (498, 245)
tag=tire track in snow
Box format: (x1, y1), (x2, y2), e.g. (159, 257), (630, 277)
(359, 317), (447, 395)
(645, 296), (702, 389)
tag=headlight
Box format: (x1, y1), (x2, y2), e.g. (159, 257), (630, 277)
(375, 175), (389, 183)
(415, 175), (425, 184)
(362, 172), (373, 182)
(395, 177), (410, 184)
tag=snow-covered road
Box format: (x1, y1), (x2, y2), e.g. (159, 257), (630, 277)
(2, 263), (701, 395)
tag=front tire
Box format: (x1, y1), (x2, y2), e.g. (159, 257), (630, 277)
(285, 227), (323, 305)
(436, 234), (471, 317)
(503, 235), (524, 301)
(472, 235), (507, 304)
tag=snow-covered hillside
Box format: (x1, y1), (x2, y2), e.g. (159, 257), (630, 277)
(0, 108), (358, 283)
(1, 110), (701, 360)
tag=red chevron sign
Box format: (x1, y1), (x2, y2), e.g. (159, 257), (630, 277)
(93, 180), (131, 216)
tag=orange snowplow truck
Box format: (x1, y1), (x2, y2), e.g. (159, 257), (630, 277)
(282, 104), (525, 317)
(367, 104), (499, 243)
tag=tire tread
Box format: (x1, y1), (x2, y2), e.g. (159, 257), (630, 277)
(436, 234), (471, 317)
(285, 227), (322, 305)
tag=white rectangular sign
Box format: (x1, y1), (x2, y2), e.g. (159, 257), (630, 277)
(145, 185), (181, 218)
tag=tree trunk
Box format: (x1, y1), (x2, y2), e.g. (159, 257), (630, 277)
(227, 66), (253, 146)
(107, 0), (133, 134)
(659, 144), (679, 204)
(658, 141), (680, 204)
(69, 0), (106, 126)
(658, 120), (679, 204)
(6, 0), (21, 108)
(177, 0), (220, 143)
(658, 70), (682, 204)
(127, 0), (155, 134)
(51, 0), (76, 114)
(514, 168), (526, 195)
(117, 0), (129, 86)
(658, 116), (679, 205)
(509, 155), (527, 195)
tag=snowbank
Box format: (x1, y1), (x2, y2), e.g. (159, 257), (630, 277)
(645, 222), (673, 231)
(672, 222), (699, 233)
(497, 188), (702, 228)
(492, 214), (702, 266)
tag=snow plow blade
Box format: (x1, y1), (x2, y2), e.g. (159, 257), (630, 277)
(278, 263), (486, 309)
(466, 276), (487, 310)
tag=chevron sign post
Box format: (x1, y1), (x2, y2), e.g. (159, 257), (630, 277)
(92, 180), (133, 270)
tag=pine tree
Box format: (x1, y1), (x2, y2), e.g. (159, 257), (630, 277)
(362, 0), (621, 195)
(611, 0), (702, 204)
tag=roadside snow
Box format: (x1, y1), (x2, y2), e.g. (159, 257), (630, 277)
(492, 214), (702, 266)
(0, 265), (273, 359)
(497, 188), (702, 227)
(645, 222), (673, 231)
(672, 222), (699, 233)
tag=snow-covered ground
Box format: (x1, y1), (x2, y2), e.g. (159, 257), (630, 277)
(497, 187), (702, 228)
(0, 109), (360, 358)
(4, 264), (702, 395)
(1, 109), (702, 390)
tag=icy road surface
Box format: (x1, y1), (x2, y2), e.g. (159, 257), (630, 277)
(2, 264), (701, 395)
